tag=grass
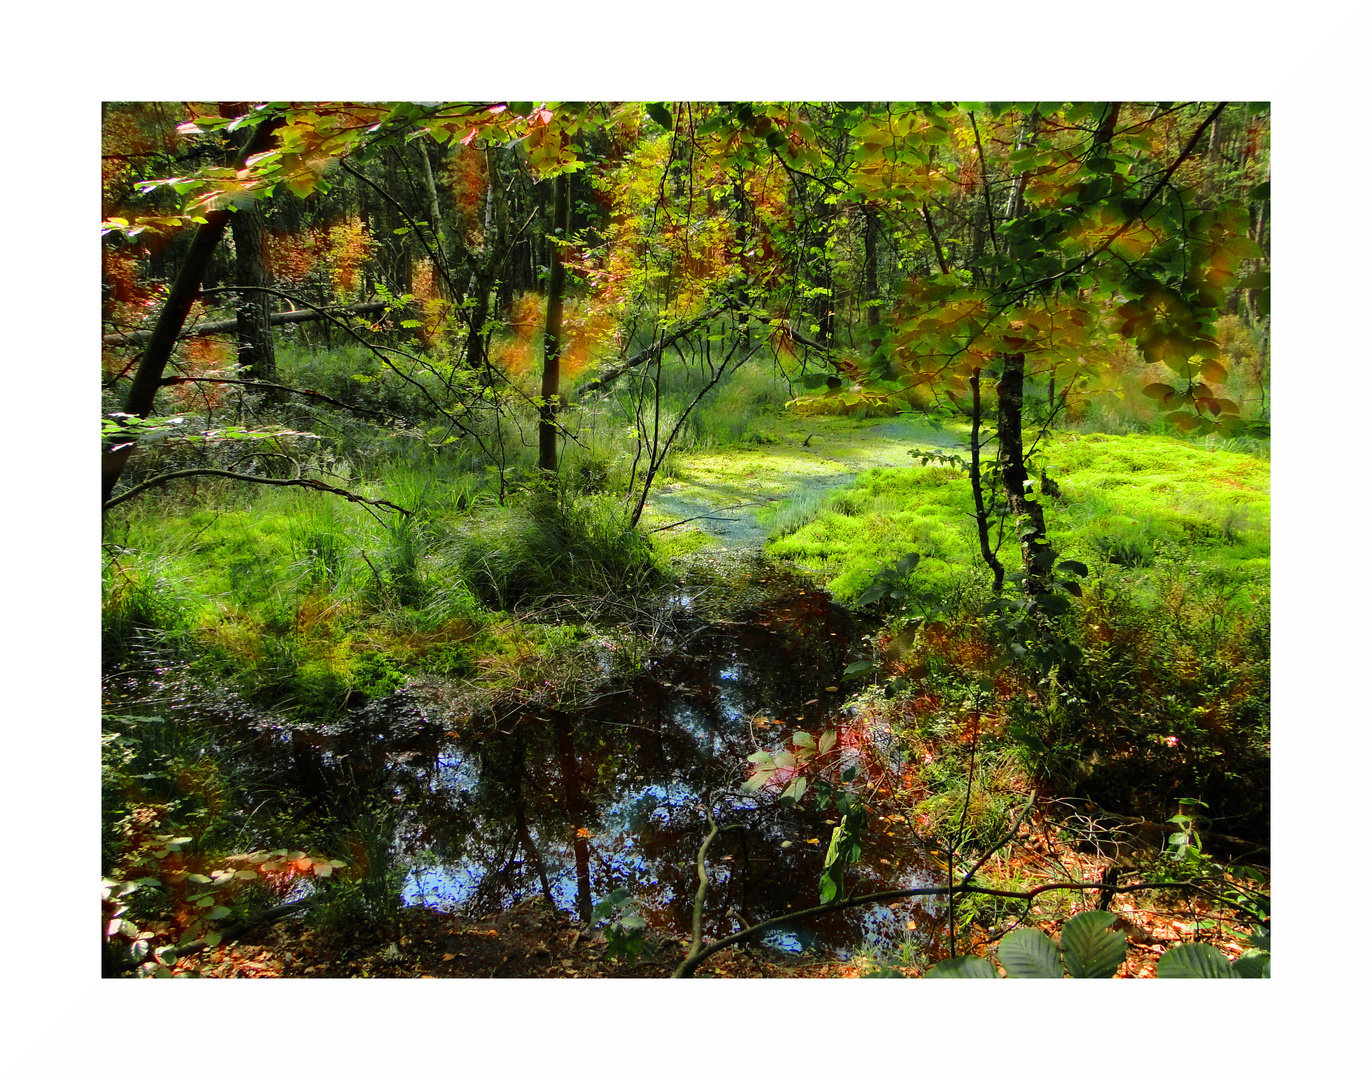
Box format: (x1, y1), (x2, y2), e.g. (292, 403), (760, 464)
(104, 328), (1272, 979)
(764, 431), (1269, 607)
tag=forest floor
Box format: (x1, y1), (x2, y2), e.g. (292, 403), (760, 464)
(174, 851), (1255, 979)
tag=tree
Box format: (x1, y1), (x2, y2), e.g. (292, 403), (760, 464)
(539, 171), (570, 471)
(101, 102), (1268, 545)
(102, 111), (283, 507)
(219, 102), (277, 386)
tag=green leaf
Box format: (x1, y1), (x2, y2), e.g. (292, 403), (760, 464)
(1156, 943), (1240, 978)
(818, 730), (837, 755)
(645, 102), (674, 130)
(844, 660), (875, 676)
(854, 585), (886, 607)
(925, 955), (999, 978)
(1060, 911), (1126, 978)
(792, 731), (816, 749)
(781, 776), (807, 803)
(1232, 952), (1271, 979)
(894, 552), (921, 575)
(998, 928), (1064, 978)
(1005, 722), (1046, 753)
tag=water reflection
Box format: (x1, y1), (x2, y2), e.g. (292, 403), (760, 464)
(106, 565), (943, 959)
(382, 569), (941, 957)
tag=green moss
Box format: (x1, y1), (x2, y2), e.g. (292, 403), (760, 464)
(765, 433), (1269, 605)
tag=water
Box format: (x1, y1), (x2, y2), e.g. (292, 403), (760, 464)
(104, 563), (943, 959)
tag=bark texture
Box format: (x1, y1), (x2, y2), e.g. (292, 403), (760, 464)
(539, 173), (570, 472)
(997, 353), (1055, 593)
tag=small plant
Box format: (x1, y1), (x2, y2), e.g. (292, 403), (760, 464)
(924, 909), (1269, 978)
(743, 728), (866, 904)
(103, 844), (349, 977)
(590, 887), (654, 962)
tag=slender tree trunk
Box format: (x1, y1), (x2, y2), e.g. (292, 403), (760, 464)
(463, 146), (511, 371)
(862, 202), (882, 355)
(220, 104), (277, 387)
(102, 116), (282, 508)
(539, 173), (570, 473)
(997, 353), (1055, 593)
(969, 369), (1004, 593)
(227, 198), (276, 381)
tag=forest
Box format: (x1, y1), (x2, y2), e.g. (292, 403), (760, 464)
(100, 100), (1271, 979)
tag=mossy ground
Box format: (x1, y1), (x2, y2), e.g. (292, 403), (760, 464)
(761, 430), (1269, 606)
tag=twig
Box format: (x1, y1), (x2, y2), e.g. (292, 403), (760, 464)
(644, 500), (771, 533)
(670, 876), (1199, 978)
(156, 377), (404, 421)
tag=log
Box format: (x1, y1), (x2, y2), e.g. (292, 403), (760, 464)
(102, 302), (389, 347)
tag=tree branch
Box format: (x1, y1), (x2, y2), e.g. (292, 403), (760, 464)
(107, 896), (321, 977)
(574, 300), (736, 399)
(102, 302), (388, 347)
(670, 875), (1199, 978)
(102, 468), (413, 515)
(155, 377), (404, 421)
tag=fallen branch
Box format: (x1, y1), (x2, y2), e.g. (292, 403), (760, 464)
(156, 376), (404, 421)
(644, 500), (772, 533)
(101, 302), (388, 346)
(671, 876), (1199, 978)
(107, 896), (321, 977)
(574, 301), (734, 399)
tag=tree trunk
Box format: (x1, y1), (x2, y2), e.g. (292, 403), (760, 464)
(102, 116), (283, 509)
(463, 145), (512, 371)
(997, 352), (1055, 593)
(220, 104), (277, 386)
(862, 202), (882, 355)
(969, 369), (1004, 593)
(539, 173), (570, 473)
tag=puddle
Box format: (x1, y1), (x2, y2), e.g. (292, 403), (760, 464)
(104, 563), (944, 959)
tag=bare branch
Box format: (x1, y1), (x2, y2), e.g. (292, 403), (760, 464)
(102, 468), (413, 516)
